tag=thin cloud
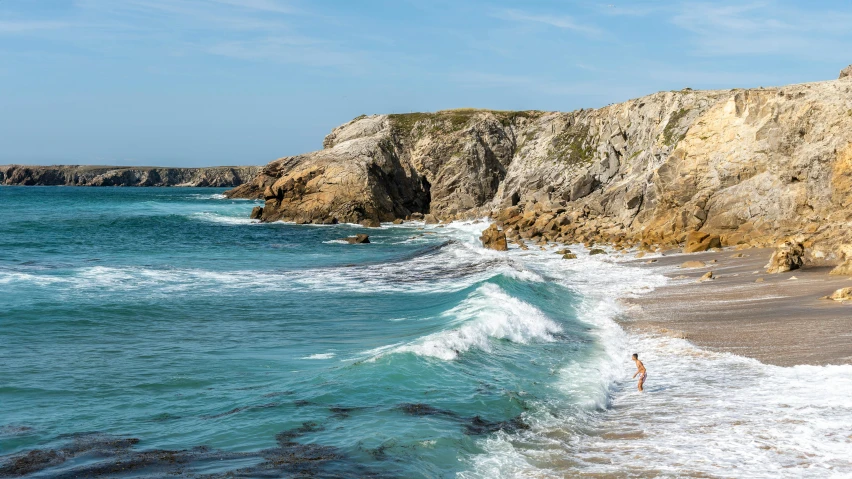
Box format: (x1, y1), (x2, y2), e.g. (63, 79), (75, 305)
(495, 8), (603, 37)
(212, 0), (299, 14)
(671, 1), (852, 58)
(0, 20), (69, 33)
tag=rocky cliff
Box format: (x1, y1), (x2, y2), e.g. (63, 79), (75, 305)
(1, 165), (261, 187)
(227, 67), (852, 260)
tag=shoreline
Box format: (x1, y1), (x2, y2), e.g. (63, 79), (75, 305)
(617, 247), (852, 367)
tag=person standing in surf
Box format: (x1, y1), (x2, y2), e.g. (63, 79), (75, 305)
(632, 353), (647, 392)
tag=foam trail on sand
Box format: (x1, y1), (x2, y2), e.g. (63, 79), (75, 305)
(456, 234), (852, 478)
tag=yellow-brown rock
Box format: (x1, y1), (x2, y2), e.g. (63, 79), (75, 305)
(765, 241), (805, 274)
(683, 231), (722, 253)
(480, 224), (508, 251)
(224, 70), (852, 254)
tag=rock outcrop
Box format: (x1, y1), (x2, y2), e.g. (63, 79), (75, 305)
(765, 241), (805, 274)
(829, 244), (852, 275)
(683, 231), (722, 253)
(480, 224), (508, 251)
(830, 261), (852, 276)
(827, 287), (852, 301)
(227, 69), (852, 261)
(0, 165), (261, 187)
(340, 234), (370, 244)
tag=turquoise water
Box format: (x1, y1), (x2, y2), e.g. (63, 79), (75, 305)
(4, 187), (852, 478)
(0, 187), (604, 478)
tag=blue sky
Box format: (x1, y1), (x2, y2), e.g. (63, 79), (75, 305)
(1, 0), (850, 166)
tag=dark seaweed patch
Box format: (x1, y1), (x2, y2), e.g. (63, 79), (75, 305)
(328, 406), (363, 419)
(0, 431), (393, 479)
(0, 433), (141, 476)
(0, 425), (35, 437)
(396, 402), (528, 436)
(275, 422), (325, 446)
(464, 415), (530, 436)
(262, 390), (296, 398)
(200, 402), (280, 419)
(396, 403), (459, 418)
(0, 449), (64, 476)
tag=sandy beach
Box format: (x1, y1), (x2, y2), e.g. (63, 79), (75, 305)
(620, 248), (852, 367)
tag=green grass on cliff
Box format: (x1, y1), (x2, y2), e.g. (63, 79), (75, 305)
(550, 123), (595, 165)
(387, 109), (543, 136)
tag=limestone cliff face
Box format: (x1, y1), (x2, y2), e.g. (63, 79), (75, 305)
(228, 68), (852, 257)
(1, 165), (261, 187)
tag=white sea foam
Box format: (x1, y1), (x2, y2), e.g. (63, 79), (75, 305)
(189, 212), (259, 225)
(1, 237), (532, 296)
(454, 237), (852, 478)
(374, 283), (561, 360)
(189, 193), (228, 200)
(301, 353), (336, 360)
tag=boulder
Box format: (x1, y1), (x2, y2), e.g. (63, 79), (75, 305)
(840, 64), (852, 80)
(392, 218), (404, 225)
(765, 241), (805, 274)
(360, 219), (381, 228)
(424, 214), (439, 224)
(827, 287), (852, 301)
(341, 234), (370, 244)
(479, 224), (508, 251)
(589, 248), (607, 255)
(698, 271), (714, 282)
(250, 206), (264, 220)
(409, 212), (424, 220)
(562, 253), (578, 259)
(683, 231), (722, 253)
(555, 248), (572, 255)
(495, 206), (521, 223)
(680, 260), (706, 268)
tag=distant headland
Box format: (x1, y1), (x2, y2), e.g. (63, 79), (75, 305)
(0, 165), (261, 187)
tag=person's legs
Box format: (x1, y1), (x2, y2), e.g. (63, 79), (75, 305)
(638, 374), (646, 392)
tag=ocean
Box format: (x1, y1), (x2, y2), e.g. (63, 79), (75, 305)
(1, 187), (850, 478)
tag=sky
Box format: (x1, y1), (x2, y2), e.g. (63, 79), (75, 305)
(1, 1), (850, 167)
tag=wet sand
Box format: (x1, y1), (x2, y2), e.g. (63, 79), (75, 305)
(620, 248), (852, 367)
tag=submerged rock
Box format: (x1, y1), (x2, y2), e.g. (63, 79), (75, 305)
(765, 241), (805, 274)
(681, 261), (707, 268)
